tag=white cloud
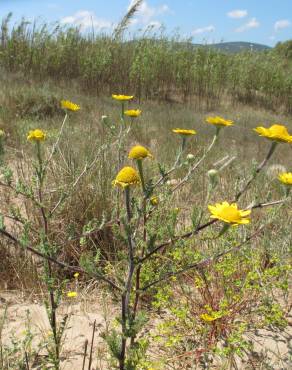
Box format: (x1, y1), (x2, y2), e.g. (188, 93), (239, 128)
(227, 10), (248, 19)
(192, 25), (215, 35)
(127, 1), (170, 26)
(60, 10), (113, 31)
(235, 18), (260, 32)
(274, 19), (291, 31)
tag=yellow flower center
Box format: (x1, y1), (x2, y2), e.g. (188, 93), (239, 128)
(124, 109), (141, 117)
(220, 206), (241, 222)
(279, 172), (292, 185)
(112, 94), (134, 101)
(67, 291), (77, 298)
(61, 100), (80, 111)
(128, 145), (153, 160)
(27, 129), (46, 142)
(172, 128), (197, 136)
(113, 166), (141, 188)
(208, 201), (251, 225)
(206, 116), (234, 126)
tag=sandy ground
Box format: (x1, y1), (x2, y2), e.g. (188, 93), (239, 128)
(0, 291), (115, 369)
(0, 291), (291, 369)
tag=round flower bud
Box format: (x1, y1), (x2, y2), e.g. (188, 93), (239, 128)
(207, 169), (219, 188)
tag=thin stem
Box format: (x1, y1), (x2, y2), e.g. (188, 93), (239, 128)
(150, 135), (187, 191)
(0, 228), (121, 290)
(140, 219), (216, 264)
(137, 159), (146, 195)
(172, 133), (218, 192)
(45, 113), (68, 170)
(139, 197), (288, 264)
(235, 141), (277, 201)
(35, 141), (60, 364)
(140, 227), (264, 292)
(119, 187), (136, 369)
(88, 320), (96, 370)
(121, 102), (125, 120)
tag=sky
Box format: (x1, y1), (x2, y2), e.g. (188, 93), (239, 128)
(0, 0), (291, 46)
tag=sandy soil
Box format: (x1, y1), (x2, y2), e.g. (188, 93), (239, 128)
(0, 291), (115, 369)
(0, 291), (291, 369)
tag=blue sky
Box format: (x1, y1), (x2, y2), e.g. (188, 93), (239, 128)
(1, 0), (291, 46)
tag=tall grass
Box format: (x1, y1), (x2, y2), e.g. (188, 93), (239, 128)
(0, 14), (291, 113)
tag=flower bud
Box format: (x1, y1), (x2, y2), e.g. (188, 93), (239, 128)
(101, 115), (109, 125)
(207, 169), (219, 188)
(150, 196), (159, 206)
(186, 153), (195, 161)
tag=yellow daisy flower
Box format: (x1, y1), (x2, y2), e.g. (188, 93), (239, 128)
(124, 109), (142, 118)
(112, 94), (134, 101)
(254, 124), (292, 143)
(112, 166), (140, 188)
(61, 100), (80, 111)
(67, 291), (77, 298)
(206, 116), (234, 127)
(128, 145), (153, 160)
(208, 201), (251, 226)
(200, 313), (219, 323)
(172, 128), (197, 136)
(278, 172), (292, 185)
(27, 129), (46, 142)
(73, 272), (80, 278)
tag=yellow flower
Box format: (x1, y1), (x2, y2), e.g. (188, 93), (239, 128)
(200, 311), (223, 323)
(150, 196), (159, 206)
(278, 172), (292, 185)
(200, 313), (218, 323)
(74, 272), (80, 278)
(206, 116), (234, 127)
(61, 100), (80, 111)
(128, 145), (153, 160)
(124, 109), (141, 118)
(27, 129), (46, 142)
(67, 291), (77, 298)
(172, 128), (197, 136)
(0, 129), (5, 137)
(112, 166), (140, 188)
(254, 124), (292, 143)
(208, 201), (251, 226)
(112, 94), (134, 101)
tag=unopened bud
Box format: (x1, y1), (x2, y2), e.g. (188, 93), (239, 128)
(207, 169), (219, 187)
(150, 196), (159, 206)
(186, 153), (195, 161)
(101, 115), (109, 124)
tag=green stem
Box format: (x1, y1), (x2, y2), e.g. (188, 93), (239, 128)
(137, 159), (146, 196)
(121, 102), (125, 120)
(172, 132), (218, 192)
(120, 187), (136, 369)
(216, 223), (230, 239)
(235, 141), (278, 201)
(36, 140), (59, 366)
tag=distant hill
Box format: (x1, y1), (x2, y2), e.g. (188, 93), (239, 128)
(204, 41), (271, 53)
(127, 40), (272, 54)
